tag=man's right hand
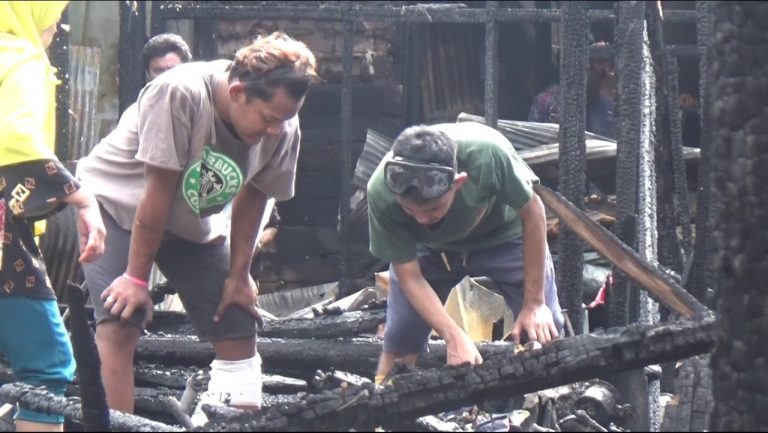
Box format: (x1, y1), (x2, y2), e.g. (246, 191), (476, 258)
(101, 275), (154, 328)
(445, 329), (483, 366)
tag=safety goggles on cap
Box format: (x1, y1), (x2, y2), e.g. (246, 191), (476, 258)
(384, 156), (456, 199)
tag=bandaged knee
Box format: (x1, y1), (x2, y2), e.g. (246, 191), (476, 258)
(206, 353), (263, 407)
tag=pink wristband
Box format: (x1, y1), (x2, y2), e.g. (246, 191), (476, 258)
(122, 273), (149, 288)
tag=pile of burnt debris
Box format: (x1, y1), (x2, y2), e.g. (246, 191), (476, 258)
(0, 278), (715, 432)
(0, 120), (708, 431)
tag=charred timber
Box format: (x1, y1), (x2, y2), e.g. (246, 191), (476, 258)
(148, 309), (384, 339)
(200, 319), (717, 431)
(157, 2), (697, 23)
(685, 0), (715, 305)
(135, 336), (572, 376)
(612, 0), (644, 327)
(534, 185), (710, 320)
(137, 317), (716, 382)
(66, 384), (181, 424)
(556, 1), (588, 333)
(133, 363), (308, 394)
(338, 6), (354, 297)
(0, 383), (182, 432)
(64, 283), (110, 431)
(709, 2), (768, 430)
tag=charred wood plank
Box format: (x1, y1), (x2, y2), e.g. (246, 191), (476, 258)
(200, 319), (716, 431)
(140, 308), (385, 340)
(685, 0), (715, 305)
(66, 384), (181, 424)
(64, 282), (109, 431)
(158, 2), (697, 24)
(138, 318), (716, 382)
(136, 336), (517, 376)
(0, 383), (181, 432)
(133, 362), (307, 394)
(260, 310), (386, 339)
(533, 184), (710, 319)
(556, 0), (588, 333)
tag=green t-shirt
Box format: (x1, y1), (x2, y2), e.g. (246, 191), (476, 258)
(367, 122), (538, 264)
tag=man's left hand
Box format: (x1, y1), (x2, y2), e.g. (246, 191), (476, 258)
(213, 273), (264, 328)
(508, 303), (559, 345)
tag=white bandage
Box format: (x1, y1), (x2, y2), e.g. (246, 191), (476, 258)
(190, 353), (263, 427)
(207, 353), (263, 407)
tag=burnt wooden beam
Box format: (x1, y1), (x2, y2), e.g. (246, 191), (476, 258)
(200, 319), (717, 431)
(137, 312), (715, 380)
(67, 305), (385, 339)
(338, 7), (354, 298)
(0, 383), (182, 432)
(66, 384), (181, 424)
(484, 1), (499, 128)
(135, 336), (526, 376)
(258, 310), (386, 340)
(685, 0), (715, 306)
(118, 0), (147, 115)
(157, 2), (697, 23)
(709, 2), (768, 431)
(64, 283), (109, 431)
(133, 363), (307, 395)
(49, 9), (70, 161)
(533, 184), (711, 320)
(556, 0), (588, 333)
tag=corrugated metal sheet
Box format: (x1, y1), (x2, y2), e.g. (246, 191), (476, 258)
(68, 45), (101, 159)
(352, 129), (394, 189)
(38, 48), (100, 296)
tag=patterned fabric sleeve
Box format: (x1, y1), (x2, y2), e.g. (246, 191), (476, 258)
(0, 159), (79, 220)
(0, 159), (77, 299)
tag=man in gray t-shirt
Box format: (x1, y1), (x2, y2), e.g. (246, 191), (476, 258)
(76, 32), (319, 417)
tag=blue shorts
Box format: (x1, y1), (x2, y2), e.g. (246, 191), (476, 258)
(383, 239), (565, 354)
(0, 297), (75, 424)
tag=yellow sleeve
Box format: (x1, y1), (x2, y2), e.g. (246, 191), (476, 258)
(0, 56), (57, 165)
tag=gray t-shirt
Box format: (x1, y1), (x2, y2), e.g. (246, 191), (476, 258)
(77, 60), (301, 243)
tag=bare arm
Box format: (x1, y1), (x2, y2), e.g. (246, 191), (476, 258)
(62, 187), (105, 263)
(127, 166), (181, 279)
(101, 164), (181, 326)
(213, 182), (267, 324)
(393, 261), (482, 365)
(510, 192), (559, 344)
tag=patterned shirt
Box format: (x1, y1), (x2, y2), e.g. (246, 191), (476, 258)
(528, 84), (561, 124)
(1, 160), (79, 299)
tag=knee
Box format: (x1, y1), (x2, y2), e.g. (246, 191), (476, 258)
(382, 320), (431, 355)
(95, 322), (140, 353)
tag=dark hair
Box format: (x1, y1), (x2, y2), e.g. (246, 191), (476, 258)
(228, 32), (319, 103)
(392, 125), (457, 167)
(142, 33), (192, 72)
(390, 125), (457, 201)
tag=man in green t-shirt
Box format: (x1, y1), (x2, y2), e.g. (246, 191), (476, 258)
(367, 122), (564, 381)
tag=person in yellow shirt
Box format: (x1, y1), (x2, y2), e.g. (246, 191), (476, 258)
(0, 2), (105, 431)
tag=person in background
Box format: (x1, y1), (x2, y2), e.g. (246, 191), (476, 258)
(528, 42), (617, 139)
(529, 41), (699, 141)
(0, 1), (106, 431)
(142, 32), (192, 82)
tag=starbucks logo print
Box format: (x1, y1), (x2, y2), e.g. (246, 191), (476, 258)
(183, 148), (243, 213)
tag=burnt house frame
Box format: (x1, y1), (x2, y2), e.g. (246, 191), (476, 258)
(110, 1), (709, 320)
